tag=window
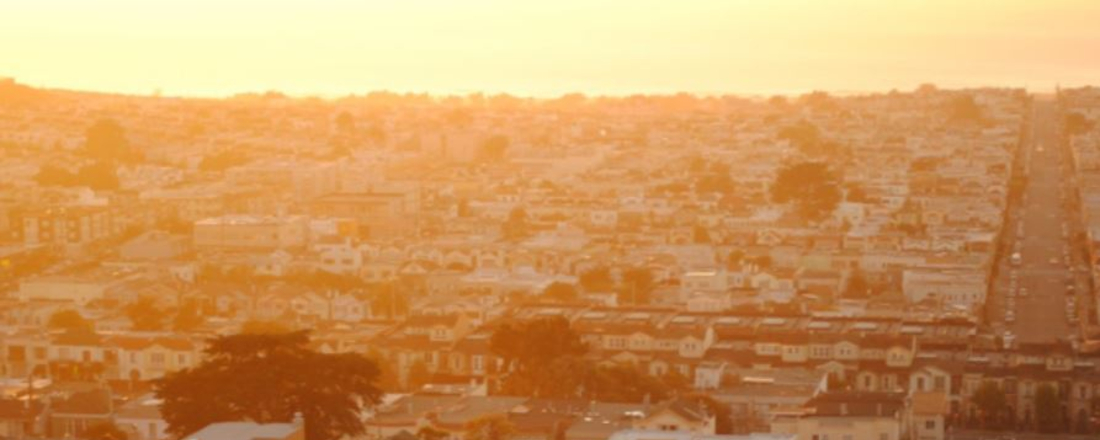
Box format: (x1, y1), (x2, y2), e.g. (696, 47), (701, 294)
(879, 434), (888, 440)
(925, 420), (936, 429)
(151, 353), (166, 365)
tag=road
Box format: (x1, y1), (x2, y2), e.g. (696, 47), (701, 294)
(987, 99), (1089, 344)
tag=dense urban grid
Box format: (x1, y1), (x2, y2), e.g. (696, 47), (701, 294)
(3, 79), (1100, 440)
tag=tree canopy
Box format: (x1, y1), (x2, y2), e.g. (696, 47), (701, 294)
(771, 161), (841, 222)
(85, 119), (139, 163)
(155, 331), (382, 440)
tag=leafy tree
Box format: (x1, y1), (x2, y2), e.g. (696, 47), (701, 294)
(477, 135), (509, 163)
(155, 331), (382, 440)
(501, 207), (530, 241)
(198, 150), (250, 172)
(692, 225), (711, 244)
(240, 319), (292, 334)
(777, 120), (822, 154)
(81, 421), (127, 440)
(579, 267), (614, 292)
(78, 161), (121, 190)
(407, 360), (432, 390)
(845, 268), (870, 298)
(948, 95), (984, 125)
(48, 309), (94, 334)
(35, 165), (77, 186)
(1066, 112), (1093, 136)
(542, 282), (579, 303)
(619, 267), (654, 305)
(172, 302), (204, 332)
(464, 414), (516, 440)
(85, 119), (138, 163)
(335, 111), (355, 134)
(126, 296), (167, 331)
(771, 161), (841, 222)
(686, 394), (734, 434)
(491, 317), (587, 398)
(1035, 384), (1062, 433)
(417, 426), (449, 440)
(971, 381), (1007, 429)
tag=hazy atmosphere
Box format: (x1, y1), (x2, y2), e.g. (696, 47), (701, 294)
(3, 0), (1100, 96)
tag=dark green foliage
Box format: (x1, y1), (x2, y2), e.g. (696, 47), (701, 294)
(155, 331), (382, 440)
(771, 161), (841, 222)
(126, 296), (167, 331)
(84, 119), (140, 163)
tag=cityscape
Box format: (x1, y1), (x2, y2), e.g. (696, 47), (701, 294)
(3, 2), (1100, 440)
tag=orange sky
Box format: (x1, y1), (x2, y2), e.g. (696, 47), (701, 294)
(3, 0), (1100, 97)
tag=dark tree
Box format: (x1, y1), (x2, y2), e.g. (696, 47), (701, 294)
(126, 296), (168, 331)
(579, 267), (615, 292)
(81, 422), (127, 440)
(971, 381), (1006, 429)
(542, 282), (579, 303)
(85, 119), (138, 162)
(1035, 384), (1062, 433)
(477, 135), (509, 162)
(76, 161), (121, 191)
(155, 331), (382, 440)
(172, 302), (204, 332)
(464, 414), (516, 440)
(48, 309), (94, 334)
(501, 207), (530, 241)
(1066, 112), (1093, 136)
(490, 317), (587, 398)
(685, 394), (734, 434)
(948, 95), (984, 125)
(771, 161), (841, 222)
(619, 267), (654, 305)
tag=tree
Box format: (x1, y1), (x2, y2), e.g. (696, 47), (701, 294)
(619, 267), (654, 305)
(948, 95), (984, 125)
(464, 414), (516, 440)
(579, 267), (614, 292)
(85, 119), (138, 163)
(241, 319), (292, 334)
(1066, 112), (1093, 136)
(771, 161), (841, 222)
(501, 207), (530, 241)
(81, 421), (127, 440)
(1035, 384), (1062, 433)
(76, 161), (121, 190)
(686, 394), (734, 434)
(155, 331), (382, 440)
(542, 282), (579, 303)
(417, 426), (449, 440)
(477, 135), (509, 163)
(48, 309), (94, 334)
(335, 111), (355, 135)
(692, 225), (711, 244)
(126, 296), (167, 331)
(172, 302), (204, 332)
(407, 360), (432, 391)
(777, 120), (822, 154)
(490, 317), (587, 398)
(971, 381), (1007, 429)
(845, 268), (870, 298)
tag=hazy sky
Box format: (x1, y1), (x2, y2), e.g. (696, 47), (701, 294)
(3, 0), (1100, 97)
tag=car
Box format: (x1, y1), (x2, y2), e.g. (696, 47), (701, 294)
(1050, 257), (1061, 265)
(1020, 288), (1028, 297)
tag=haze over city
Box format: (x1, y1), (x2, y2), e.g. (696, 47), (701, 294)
(4, 0), (1100, 97)
(6, 2), (1100, 440)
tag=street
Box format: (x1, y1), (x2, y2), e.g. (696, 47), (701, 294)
(987, 99), (1090, 344)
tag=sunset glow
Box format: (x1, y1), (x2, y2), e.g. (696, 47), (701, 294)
(4, 0), (1100, 97)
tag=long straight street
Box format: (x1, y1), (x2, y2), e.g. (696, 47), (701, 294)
(988, 99), (1090, 344)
